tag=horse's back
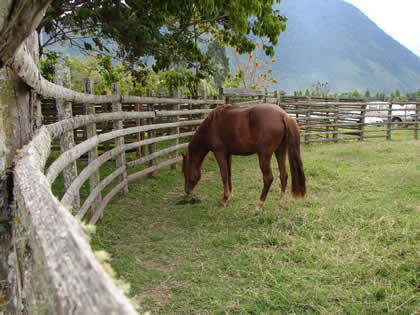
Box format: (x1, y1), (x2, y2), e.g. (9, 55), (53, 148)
(210, 104), (287, 155)
(249, 104), (288, 150)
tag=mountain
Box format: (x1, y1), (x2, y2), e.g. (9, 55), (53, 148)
(234, 0), (420, 94)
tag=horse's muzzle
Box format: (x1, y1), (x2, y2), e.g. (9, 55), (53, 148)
(185, 187), (192, 195)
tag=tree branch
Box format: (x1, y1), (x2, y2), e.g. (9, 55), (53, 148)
(0, 0), (52, 67)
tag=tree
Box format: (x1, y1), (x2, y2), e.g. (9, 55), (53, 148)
(206, 40), (230, 88)
(39, 0), (287, 76)
(1, 2), (52, 312)
(351, 89), (360, 99)
(364, 89), (370, 98)
(294, 89), (303, 96)
(232, 40), (278, 89)
(0, 0), (51, 67)
(311, 82), (329, 97)
(40, 50), (59, 82)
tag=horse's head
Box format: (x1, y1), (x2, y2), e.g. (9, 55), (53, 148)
(182, 151), (201, 195)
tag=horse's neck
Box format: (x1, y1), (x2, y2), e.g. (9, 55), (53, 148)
(189, 138), (209, 162)
(189, 125), (210, 164)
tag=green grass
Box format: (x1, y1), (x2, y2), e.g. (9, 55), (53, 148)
(89, 135), (420, 314)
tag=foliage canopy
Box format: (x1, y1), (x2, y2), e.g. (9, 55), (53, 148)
(40, 0), (287, 75)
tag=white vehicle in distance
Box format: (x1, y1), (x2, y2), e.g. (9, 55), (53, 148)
(367, 102), (417, 124)
(364, 116), (383, 126)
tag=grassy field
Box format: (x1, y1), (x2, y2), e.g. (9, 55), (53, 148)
(88, 133), (419, 314)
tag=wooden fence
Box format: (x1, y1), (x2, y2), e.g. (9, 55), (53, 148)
(12, 61), (419, 313)
(13, 69), (224, 313)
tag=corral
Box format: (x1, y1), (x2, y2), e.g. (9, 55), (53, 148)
(8, 56), (420, 313)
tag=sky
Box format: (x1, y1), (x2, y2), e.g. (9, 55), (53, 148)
(343, 0), (420, 57)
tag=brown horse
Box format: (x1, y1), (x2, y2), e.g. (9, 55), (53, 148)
(182, 103), (306, 210)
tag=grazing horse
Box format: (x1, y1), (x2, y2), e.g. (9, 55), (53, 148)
(182, 103), (306, 210)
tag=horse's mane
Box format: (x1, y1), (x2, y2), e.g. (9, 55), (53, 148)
(188, 105), (230, 153)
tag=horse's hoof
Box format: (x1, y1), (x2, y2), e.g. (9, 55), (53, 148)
(277, 201), (285, 211)
(255, 201), (264, 211)
(219, 200), (228, 207)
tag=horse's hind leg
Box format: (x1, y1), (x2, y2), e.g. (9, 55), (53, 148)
(256, 153), (274, 211)
(275, 141), (288, 210)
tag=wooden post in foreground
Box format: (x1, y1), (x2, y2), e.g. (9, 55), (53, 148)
(112, 83), (128, 193)
(83, 77), (102, 215)
(55, 65), (80, 213)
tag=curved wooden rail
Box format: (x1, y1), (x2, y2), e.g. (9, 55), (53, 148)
(14, 126), (138, 314)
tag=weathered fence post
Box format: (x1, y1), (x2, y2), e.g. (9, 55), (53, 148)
(134, 91), (146, 159)
(171, 88), (181, 169)
(305, 103), (312, 144)
(386, 102), (392, 140)
(112, 83), (128, 193)
(333, 104), (339, 142)
(55, 65), (80, 213)
(136, 108), (147, 158)
(147, 88), (157, 175)
(83, 77), (102, 215)
(102, 101), (112, 152)
(359, 103), (367, 141)
(414, 102), (419, 140)
(258, 89), (264, 104)
(273, 90), (279, 105)
(201, 81), (209, 115)
(220, 87), (230, 104)
(135, 99), (141, 159)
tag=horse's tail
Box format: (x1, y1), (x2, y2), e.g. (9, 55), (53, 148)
(284, 115), (306, 198)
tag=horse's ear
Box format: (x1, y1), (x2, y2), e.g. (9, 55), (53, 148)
(181, 152), (185, 159)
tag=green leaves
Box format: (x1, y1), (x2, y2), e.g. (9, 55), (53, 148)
(40, 51), (59, 82)
(40, 0), (287, 75)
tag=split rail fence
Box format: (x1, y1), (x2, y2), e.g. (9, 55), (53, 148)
(13, 66), (419, 313)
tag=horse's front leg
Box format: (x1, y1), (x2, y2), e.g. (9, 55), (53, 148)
(214, 151), (231, 206)
(227, 154), (233, 198)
